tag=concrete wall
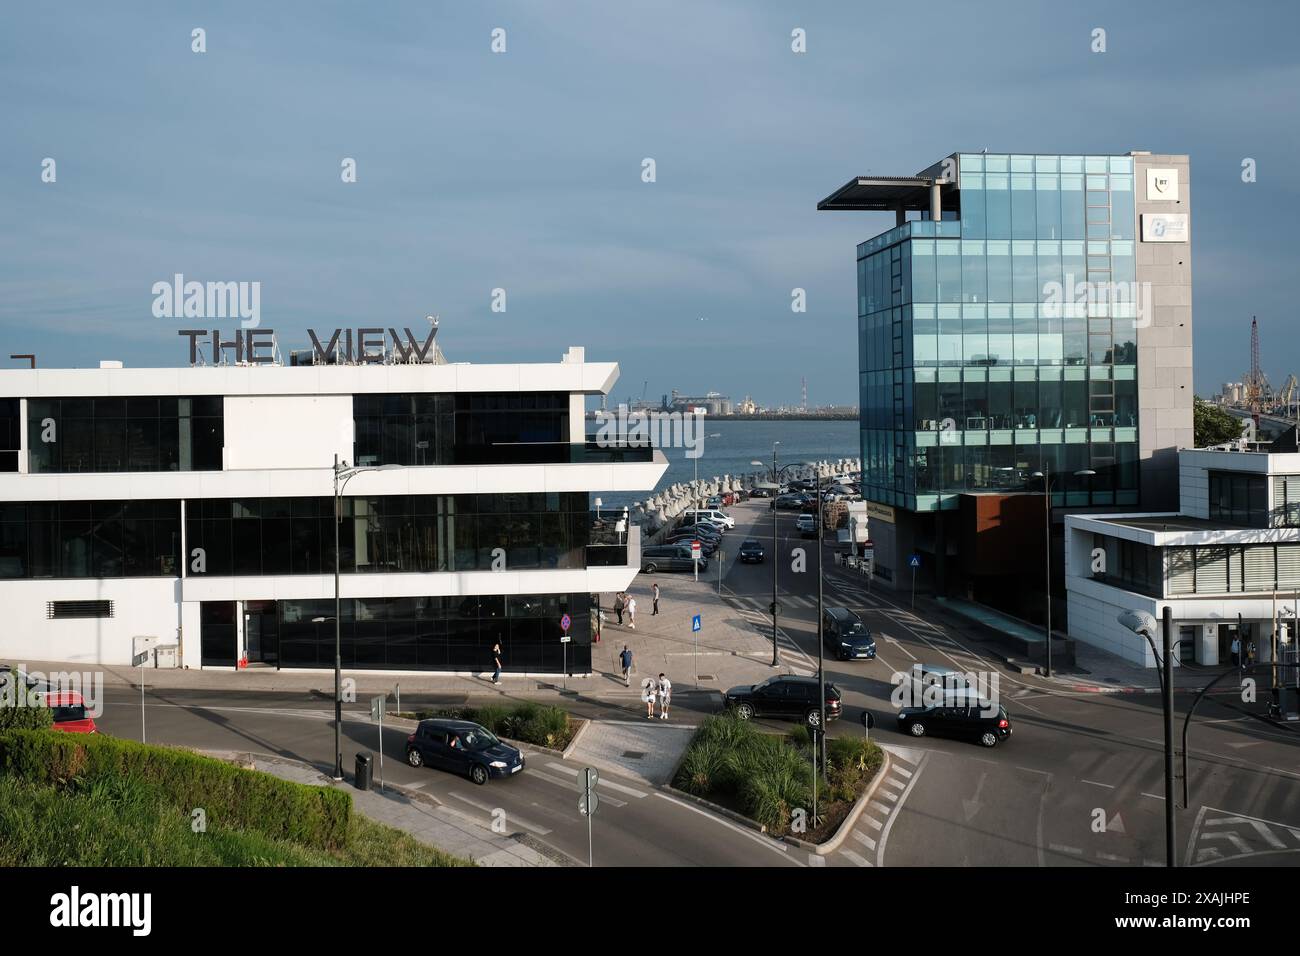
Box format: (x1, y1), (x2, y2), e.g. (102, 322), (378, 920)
(1133, 153), (1194, 511)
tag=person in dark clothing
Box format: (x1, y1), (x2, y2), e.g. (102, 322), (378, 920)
(619, 645), (633, 686)
(613, 592), (625, 626)
(652, 583), (660, 616)
(491, 642), (502, 684)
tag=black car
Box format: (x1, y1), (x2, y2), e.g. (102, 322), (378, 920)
(405, 718), (524, 784)
(748, 486), (772, 498)
(664, 533), (717, 554)
(822, 607), (876, 660)
(897, 694), (1012, 748)
(737, 539), (765, 563)
(675, 523), (722, 542)
(774, 494), (805, 510)
(725, 675), (842, 728)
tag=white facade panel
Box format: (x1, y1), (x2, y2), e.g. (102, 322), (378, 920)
(223, 395), (352, 471)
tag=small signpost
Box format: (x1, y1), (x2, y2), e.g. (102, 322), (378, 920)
(578, 766), (599, 867)
(560, 613), (572, 690)
(861, 709), (875, 742)
(132, 649), (149, 744)
(909, 553), (921, 609)
(370, 694), (386, 792)
(692, 540), (702, 582)
(692, 613), (702, 684)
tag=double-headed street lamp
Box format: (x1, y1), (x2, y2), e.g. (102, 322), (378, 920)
(1029, 466), (1095, 678)
(323, 454), (400, 781)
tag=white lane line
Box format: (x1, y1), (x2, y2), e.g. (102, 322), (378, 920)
(870, 800), (892, 814)
(1048, 843), (1084, 856)
(1081, 779), (1116, 790)
(1142, 792), (1166, 801)
(543, 763), (647, 798)
(853, 831), (876, 851)
(1098, 852), (1131, 863)
(862, 815), (884, 831)
(446, 791), (552, 836)
(652, 792), (798, 863)
(876, 751), (929, 867)
(892, 765), (913, 779)
(885, 776), (909, 790)
(880, 790), (898, 802)
(841, 848), (873, 867)
(529, 768), (629, 807)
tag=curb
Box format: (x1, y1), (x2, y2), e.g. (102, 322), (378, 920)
(784, 748), (890, 856)
(560, 717), (592, 759)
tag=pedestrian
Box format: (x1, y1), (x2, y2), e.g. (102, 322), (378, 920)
(657, 673), (672, 720)
(627, 595), (637, 630)
(652, 582), (660, 616)
(614, 591), (625, 626)
(1247, 640), (1256, 666)
(620, 645), (633, 687)
(641, 677), (657, 718)
(1230, 634), (1241, 668)
(491, 641), (502, 684)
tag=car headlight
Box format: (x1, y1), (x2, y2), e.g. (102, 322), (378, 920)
(489, 760), (508, 769)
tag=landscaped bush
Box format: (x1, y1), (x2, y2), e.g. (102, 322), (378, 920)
(674, 713), (882, 839)
(0, 730), (351, 851)
(0, 672), (54, 731)
(414, 702), (577, 751)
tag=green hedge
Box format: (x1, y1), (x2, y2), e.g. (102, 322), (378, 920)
(0, 730), (351, 851)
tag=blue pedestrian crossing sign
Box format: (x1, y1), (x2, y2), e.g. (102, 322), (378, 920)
(909, 554), (921, 568)
(692, 614), (702, 632)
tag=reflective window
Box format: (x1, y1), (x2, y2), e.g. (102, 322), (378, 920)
(27, 397), (223, 473)
(0, 500), (181, 579)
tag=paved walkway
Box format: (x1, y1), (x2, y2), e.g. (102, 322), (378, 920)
(205, 749), (558, 867)
(565, 719), (697, 786)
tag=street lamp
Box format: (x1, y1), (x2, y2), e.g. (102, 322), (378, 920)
(1029, 467), (1095, 678)
(1118, 607), (1175, 867)
(769, 442), (781, 666)
(797, 460), (829, 819)
(327, 455), (401, 781)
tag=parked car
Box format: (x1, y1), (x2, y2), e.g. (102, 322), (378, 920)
(822, 607), (876, 660)
(774, 494), (804, 510)
(897, 692), (1011, 748)
(706, 496), (723, 509)
(748, 486), (773, 499)
(725, 675), (842, 728)
(45, 692), (97, 734)
(405, 718), (524, 784)
(681, 508), (734, 529)
(642, 543), (709, 573)
(674, 522), (722, 542)
(795, 513), (818, 536)
(737, 539), (765, 563)
(664, 533), (717, 555)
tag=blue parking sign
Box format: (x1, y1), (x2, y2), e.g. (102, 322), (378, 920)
(692, 614), (701, 632)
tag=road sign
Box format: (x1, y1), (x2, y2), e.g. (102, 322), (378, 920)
(691, 540), (701, 557)
(131, 651), (149, 667)
(579, 766), (599, 792)
(692, 614), (701, 632)
(769, 600), (780, 616)
(560, 635), (572, 643)
(579, 791), (600, 816)
(560, 613), (572, 632)
(909, 554), (921, 568)
(370, 694), (385, 722)
(861, 711), (875, 729)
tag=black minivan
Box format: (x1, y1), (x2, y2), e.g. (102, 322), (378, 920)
(822, 607), (876, 660)
(642, 543), (709, 573)
(725, 675), (842, 728)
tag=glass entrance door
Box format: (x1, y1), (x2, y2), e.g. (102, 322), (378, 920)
(244, 600), (280, 666)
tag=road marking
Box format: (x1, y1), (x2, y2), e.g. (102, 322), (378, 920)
(892, 765), (913, 779)
(652, 792), (797, 863)
(862, 814), (883, 831)
(885, 776), (908, 790)
(841, 848), (873, 867)
(869, 800), (892, 814)
(880, 790), (898, 802)
(528, 768), (628, 807)
(543, 763), (647, 798)
(1141, 792), (1166, 801)
(1097, 852), (1130, 863)
(876, 751), (929, 867)
(854, 831), (876, 851)
(1081, 779), (1116, 789)
(1048, 843), (1084, 856)
(446, 791), (552, 835)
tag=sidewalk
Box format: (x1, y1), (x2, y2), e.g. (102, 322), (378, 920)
(205, 749), (560, 866)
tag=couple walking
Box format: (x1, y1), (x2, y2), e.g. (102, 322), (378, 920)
(612, 584), (660, 630)
(641, 673), (672, 720)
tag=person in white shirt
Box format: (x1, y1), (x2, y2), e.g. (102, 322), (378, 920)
(657, 673), (672, 720)
(641, 677), (657, 718)
(626, 596), (637, 630)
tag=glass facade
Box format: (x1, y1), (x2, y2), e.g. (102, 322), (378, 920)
(27, 396), (224, 473)
(0, 500), (182, 579)
(858, 154), (1140, 511)
(200, 592), (591, 671)
(186, 492), (594, 576)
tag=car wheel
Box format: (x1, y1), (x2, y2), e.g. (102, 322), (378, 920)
(909, 722), (926, 737)
(806, 709), (822, 729)
(406, 747), (423, 768)
(643, 563), (657, 574)
(735, 702), (754, 720)
(979, 731), (998, 748)
(470, 764), (489, 785)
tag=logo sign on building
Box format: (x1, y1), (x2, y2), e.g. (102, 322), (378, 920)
(1141, 213), (1188, 243)
(1145, 168), (1179, 202)
(866, 501), (895, 524)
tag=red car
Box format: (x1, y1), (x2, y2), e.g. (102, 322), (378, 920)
(46, 691), (97, 734)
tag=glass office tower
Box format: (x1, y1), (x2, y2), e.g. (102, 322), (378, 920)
(856, 153), (1140, 513)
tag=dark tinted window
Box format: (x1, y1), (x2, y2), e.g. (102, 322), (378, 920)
(28, 396), (224, 473)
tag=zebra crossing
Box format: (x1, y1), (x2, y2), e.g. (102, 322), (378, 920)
(830, 746), (926, 867)
(720, 592), (819, 675)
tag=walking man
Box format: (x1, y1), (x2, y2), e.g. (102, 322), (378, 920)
(614, 591), (625, 626)
(1247, 639), (1257, 666)
(619, 645), (633, 687)
(657, 673), (672, 720)
(491, 641), (503, 685)
(627, 595), (637, 630)
(1230, 634), (1241, 668)
(652, 582), (660, 616)
(641, 677), (657, 718)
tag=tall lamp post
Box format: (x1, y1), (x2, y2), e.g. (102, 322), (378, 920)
(1030, 466), (1095, 678)
(765, 442), (781, 666)
(1118, 607), (1176, 866)
(325, 454), (400, 781)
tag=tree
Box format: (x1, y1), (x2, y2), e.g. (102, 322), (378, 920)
(1194, 398), (1241, 448)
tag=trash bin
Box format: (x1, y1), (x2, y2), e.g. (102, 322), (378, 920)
(354, 753), (373, 791)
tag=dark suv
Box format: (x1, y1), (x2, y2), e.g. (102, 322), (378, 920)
(405, 718), (525, 783)
(897, 693), (1012, 748)
(725, 676), (842, 728)
(823, 607), (876, 660)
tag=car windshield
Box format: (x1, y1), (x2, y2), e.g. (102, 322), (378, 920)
(459, 727), (500, 751)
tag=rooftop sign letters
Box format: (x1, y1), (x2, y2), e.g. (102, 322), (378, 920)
(178, 327), (438, 366)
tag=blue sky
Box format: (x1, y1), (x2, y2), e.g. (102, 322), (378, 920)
(2, 0), (1297, 405)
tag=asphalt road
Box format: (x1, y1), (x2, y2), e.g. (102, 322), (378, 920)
(719, 500), (1300, 867)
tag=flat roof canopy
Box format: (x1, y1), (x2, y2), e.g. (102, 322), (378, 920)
(817, 176), (940, 211)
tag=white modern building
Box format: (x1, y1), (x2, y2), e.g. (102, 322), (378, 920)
(0, 343), (665, 673)
(1066, 448), (1300, 668)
